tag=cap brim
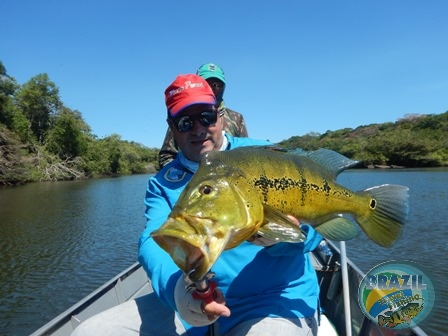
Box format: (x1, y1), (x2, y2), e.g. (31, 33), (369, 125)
(202, 73), (225, 84)
(169, 95), (216, 117)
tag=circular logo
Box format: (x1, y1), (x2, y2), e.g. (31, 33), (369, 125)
(358, 260), (438, 330)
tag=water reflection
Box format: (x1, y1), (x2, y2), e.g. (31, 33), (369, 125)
(338, 168), (448, 336)
(0, 175), (152, 336)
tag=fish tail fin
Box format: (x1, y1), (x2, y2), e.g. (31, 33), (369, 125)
(357, 184), (409, 247)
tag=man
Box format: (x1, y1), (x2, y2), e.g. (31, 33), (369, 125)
(140, 74), (322, 335)
(158, 63), (248, 168)
(72, 74), (322, 336)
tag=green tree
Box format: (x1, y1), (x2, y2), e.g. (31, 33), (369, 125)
(15, 73), (62, 143)
(80, 137), (110, 176)
(103, 134), (122, 174)
(0, 61), (20, 128)
(82, 134), (123, 176)
(45, 107), (92, 159)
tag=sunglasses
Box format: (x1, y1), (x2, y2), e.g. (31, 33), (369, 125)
(170, 111), (219, 132)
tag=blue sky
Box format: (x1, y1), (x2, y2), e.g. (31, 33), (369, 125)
(2, 1), (447, 148)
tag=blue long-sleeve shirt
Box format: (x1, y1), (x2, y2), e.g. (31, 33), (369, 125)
(138, 134), (323, 335)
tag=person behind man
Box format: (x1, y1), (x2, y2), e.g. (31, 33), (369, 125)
(71, 74), (322, 336)
(158, 63), (248, 168)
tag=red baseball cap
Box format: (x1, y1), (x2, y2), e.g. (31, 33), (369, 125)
(165, 74), (216, 117)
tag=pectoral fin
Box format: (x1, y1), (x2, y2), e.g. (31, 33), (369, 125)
(257, 205), (307, 243)
(314, 216), (359, 241)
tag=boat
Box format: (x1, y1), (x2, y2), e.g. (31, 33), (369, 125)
(30, 240), (428, 336)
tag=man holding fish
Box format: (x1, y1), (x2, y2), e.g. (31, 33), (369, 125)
(72, 72), (408, 335)
(72, 73), (323, 336)
(137, 74), (324, 336)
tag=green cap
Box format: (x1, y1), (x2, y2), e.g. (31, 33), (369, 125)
(196, 63), (226, 84)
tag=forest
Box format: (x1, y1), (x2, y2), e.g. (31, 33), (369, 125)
(277, 111), (448, 168)
(0, 61), (159, 186)
(1, 60), (447, 186)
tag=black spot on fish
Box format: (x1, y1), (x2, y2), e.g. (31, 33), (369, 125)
(254, 175), (308, 204)
(370, 199), (377, 209)
(309, 183), (320, 191)
(333, 189), (352, 198)
(322, 179), (331, 195)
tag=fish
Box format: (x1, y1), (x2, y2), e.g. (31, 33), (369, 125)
(151, 147), (409, 282)
(378, 302), (424, 328)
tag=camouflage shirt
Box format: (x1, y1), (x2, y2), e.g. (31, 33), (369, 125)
(158, 103), (249, 168)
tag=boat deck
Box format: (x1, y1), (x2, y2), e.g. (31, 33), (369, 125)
(30, 241), (428, 336)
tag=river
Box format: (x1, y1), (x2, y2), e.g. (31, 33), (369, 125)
(1, 169), (447, 335)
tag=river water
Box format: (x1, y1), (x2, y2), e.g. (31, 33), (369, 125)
(1, 169), (447, 336)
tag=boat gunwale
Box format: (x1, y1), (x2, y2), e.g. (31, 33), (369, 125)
(29, 262), (145, 336)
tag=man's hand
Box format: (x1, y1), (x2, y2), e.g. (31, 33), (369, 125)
(200, 287), (230, 320)
(175, 275), (230, 326)
(287, 215), (300, 226)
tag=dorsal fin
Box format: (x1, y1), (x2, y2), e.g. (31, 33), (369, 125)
(286, 148), (359, 178)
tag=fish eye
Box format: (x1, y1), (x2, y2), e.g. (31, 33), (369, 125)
(199, 185), (213, 195)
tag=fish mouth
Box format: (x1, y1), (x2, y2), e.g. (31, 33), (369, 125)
(151, 214), (230, 282)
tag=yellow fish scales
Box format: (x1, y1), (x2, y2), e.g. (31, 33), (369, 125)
(151, 147), (409, 281)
